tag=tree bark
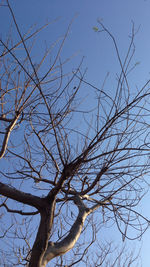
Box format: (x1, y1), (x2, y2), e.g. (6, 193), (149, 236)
(41, 196), (91, 267)
(29, 197), (56, 267)
(0, 182), (42, 209)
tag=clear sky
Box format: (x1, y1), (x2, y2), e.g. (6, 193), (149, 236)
(1, 0), (150, 266)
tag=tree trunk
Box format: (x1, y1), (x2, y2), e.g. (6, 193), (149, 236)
(29, 197), (56, 267)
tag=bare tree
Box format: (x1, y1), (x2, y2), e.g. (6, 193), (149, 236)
(0, 1), (150, 266)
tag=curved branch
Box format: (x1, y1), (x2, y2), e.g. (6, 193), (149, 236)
(0, 113), (20, 159)
(41, 195), (98, 267)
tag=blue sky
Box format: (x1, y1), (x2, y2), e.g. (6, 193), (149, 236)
(1, 0), (150, 266)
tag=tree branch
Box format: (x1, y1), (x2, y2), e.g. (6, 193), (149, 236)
(0, 113), (20, 159)
(41, 195), (91, 266)
(1, 202), (39, 216)
(0, 182), (43, 210)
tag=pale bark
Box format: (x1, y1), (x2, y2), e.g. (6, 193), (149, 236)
(0, 113), (20, 159)
(41, 195), (96, 267)
(0, 181), (101, 266)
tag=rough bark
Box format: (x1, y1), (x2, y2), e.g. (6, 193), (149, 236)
(29, 196), (56, 267)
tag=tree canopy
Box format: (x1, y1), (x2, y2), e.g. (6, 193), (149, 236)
(0, 1), (150, 266)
